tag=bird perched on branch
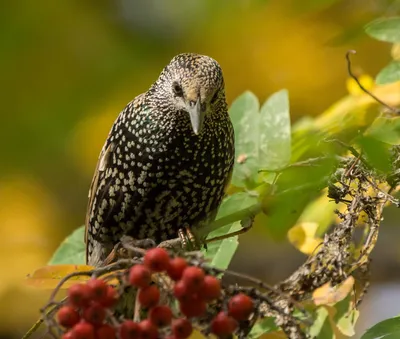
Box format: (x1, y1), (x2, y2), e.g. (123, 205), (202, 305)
(85, 53), (234, 267)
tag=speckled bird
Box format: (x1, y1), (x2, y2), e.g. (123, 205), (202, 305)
(85, 53), (234, 267)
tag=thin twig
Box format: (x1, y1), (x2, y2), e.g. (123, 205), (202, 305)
(203, 264), (309, 318)
(198, 203), (262, 236)
(258, 156), (330, 173)
(22, 317), (44, 339)
(346, 50), (399, 114)
(362, 174), (400, 207)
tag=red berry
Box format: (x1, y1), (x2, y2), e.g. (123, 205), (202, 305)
(129, 264), (152, 288)
(57, 306), (80, 328)
(138, 285), (160, 308)
(96, 324), (116, 339)
(172, 318), (193, 339)
(68, 284), (91, 308)
(72, 322), (95, 339)
(173, 280), (191, 302)
(167, 257), (187, 281)
(199, 275), (221, 301)
(211, 312), (237, 337)
(144, 248), (170, 272)
(138, 319), (158, 339)
(119, 320), (140, 339)
(228, 293), (254, 321)
(87, 279), (108, 303)
(62, 331), (75, 339)
(83, 303), (106, 326)
(179, 297), (207, 318)
(100, 285), (118, 308)
(181, 267), (205, 292)
(149, 305), (173, 327)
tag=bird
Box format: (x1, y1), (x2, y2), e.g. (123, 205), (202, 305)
(85, 53), (235, 267)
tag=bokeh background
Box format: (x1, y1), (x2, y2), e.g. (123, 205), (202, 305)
(1, 0), (400, 337)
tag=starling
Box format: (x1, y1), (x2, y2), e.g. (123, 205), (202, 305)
(85, 53), (234, 267)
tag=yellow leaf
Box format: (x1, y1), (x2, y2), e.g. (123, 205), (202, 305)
(260, 331), (287, 338)
(188, 329), (208, 339)
(25, 264), (123, 290)
(312, 276), (355, 306)
(346, 74), (374, 96)
(25, 264), (94, 289)
(287, 222), (323, 255)
(391, 43), (400, 61)
(297, 190), (337, 235)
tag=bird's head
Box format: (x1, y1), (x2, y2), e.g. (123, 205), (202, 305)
(151, 53), (226, 135)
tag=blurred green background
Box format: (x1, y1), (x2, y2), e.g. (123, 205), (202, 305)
(1, 0), (400, 337)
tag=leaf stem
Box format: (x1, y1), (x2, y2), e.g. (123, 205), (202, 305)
(199, 202), (261, 237)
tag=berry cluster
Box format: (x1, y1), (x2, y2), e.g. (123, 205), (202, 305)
(55, 248), (255, 339)
(57, 278), (118, 339)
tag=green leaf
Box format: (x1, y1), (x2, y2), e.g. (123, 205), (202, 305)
(309, 307), (333, 339)
(48, 226), (86, 265)
(262, 156), (333, 239)
(356, 136), (392, 173)
(229, 90), (292, 188)
(248, 317), (278, 338)
(361, 316), (400, 339)
(205, 221), (241, 270)
(203, 192), (258, 269)
(214, 192), (256, 219)
(259, 89), (291, 171)
(334, 295), (359, 337)
(376, 61), (400, 84)
(229, 91), (260, 188)
(365, 17), (400, 43)
(365, 116), (400, 145)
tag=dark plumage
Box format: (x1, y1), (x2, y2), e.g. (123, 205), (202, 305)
(85, 53), (234, 266)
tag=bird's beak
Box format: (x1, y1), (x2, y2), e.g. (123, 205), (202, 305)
(187, 97), (204, 135)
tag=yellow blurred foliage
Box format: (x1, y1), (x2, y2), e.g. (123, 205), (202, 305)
(0, 176), (61, 333)
(288, 222), (323, 255)
(313, 276), (355, 306)
(346, 74), (375, 96)
(288, 191), (339, 254)
(391, 43), (400, 60)
(313, 79), (400, 137)
(25, 264), (95, 290)
(2, 0), (399, 336)
(260, 331), (287, 338)
(198, 1), (346, 116)
(68, 89), (135, 177)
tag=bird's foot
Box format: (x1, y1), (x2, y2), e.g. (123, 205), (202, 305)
(178, 226), (204, 251)
(157, 227), (203, 252)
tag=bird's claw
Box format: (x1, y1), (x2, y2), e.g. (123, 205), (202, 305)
(178, 227), (203, 251)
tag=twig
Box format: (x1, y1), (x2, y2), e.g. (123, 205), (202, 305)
(198, 202), (262, 237)
(22, 317), (44, 339)
(258, 157), (330, 173)
(346, 50), (399, 114)
(362, 174), (400, 207)
(203, 264), (309, 319)
(42, 271), (93, 310)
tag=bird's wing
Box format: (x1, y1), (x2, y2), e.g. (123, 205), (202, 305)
(84, 140), (115, 261)
(84, 96), (145, 265)
(85, 142), (114, 243)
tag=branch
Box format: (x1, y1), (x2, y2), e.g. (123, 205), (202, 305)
(346, 50), (400, 114)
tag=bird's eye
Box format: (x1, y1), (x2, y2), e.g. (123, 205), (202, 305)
(172, 82), (183, 97)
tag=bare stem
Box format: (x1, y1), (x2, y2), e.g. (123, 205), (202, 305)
(346, 50), (399, 114)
